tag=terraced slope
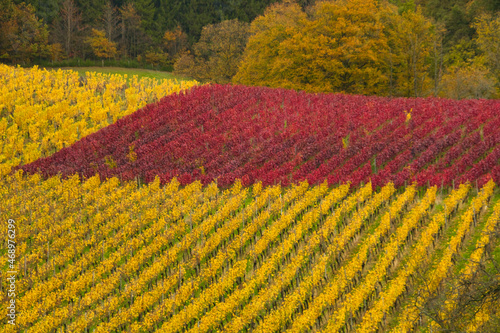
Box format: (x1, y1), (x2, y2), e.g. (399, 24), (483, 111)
(2, 65), (499, 332)
(0, 64), (197, 176)
(20, 84), (500, 188)
(1, 172), (497, 332)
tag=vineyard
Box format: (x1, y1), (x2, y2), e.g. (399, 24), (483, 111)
(19, 84), (500, 188)
(1, 173), (499, 332)
(1, 65), (500, 332)
(0, 64), (197, 177)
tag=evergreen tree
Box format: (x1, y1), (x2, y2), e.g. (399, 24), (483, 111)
(424, 0), (475, 47)
(135, 0), (157, 38)
(76, 0), (105, 25)
(17, 0), (60, 25)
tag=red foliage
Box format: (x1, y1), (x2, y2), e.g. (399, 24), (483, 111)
(18, 84), (500, 188)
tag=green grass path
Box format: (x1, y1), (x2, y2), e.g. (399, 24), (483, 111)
(53, 66), (192, 82)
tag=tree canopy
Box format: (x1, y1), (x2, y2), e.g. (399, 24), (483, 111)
(0, 0), (498, 98)
(0, 2), (50, 63)
(234, 0), (439, 96)
(175, 19), (250, 83)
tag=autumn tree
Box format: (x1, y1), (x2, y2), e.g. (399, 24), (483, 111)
(386, 6), (436, 97)
(440, 63), (497, 99)
(473, 14), (500, 83)
(144, 49), (167, 67)
(0, 2), (51, 63)
(175, 19), (250, 83)
(53, 0), (82, 56)
(235, 0), (394, 94)
(233, 0), (307, 89)
(303, 0), (392, 94)
(86, 28), (117, 61)
(163, 25), (188, 60)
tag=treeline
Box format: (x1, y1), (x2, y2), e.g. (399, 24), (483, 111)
(0, 0), (289, 66)
(179, 0), (499, 99)
(0, 0), (499, 98)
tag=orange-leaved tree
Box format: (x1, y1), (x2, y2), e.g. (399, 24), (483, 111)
(163, 25), (188, 61)
(86, 28), (117, 61)
(232, 0), (308, 90)
(234, 0), (441, 97)
(303, 0), (392, 94)
(234, 0), (392, 95)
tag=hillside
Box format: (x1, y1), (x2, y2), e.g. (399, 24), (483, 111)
(2, 171), (499, 332)
(20, 84), (500, 188)
(1, 65), (499, 332)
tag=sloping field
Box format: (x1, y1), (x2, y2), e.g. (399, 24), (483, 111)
(20, 84), (500, 188)
(1, 65), (499, 332)
(1, 172), (498, 332)
(0, 64), (197, 176)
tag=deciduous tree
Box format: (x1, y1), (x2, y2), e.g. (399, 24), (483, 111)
(54, 0), (82, 56)
(387, 7), (435, 97)
(440, 62), (497, 99)
(0, 2), (51, 63)
(235, 0), (392, 95)
(101, 1), (119, 42)
(163, 25), (188, 60)
(303, 0), (391, 94)
(233, 0), (307, 88)
(86, 28), (117, 60)
(175, 19), (250, 83)
(474, 14), (500, 82)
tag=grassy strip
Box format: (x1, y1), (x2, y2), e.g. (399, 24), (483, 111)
(49, 66), (192, 82)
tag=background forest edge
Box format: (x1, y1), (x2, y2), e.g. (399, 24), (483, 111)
(1, 0), (500, 99)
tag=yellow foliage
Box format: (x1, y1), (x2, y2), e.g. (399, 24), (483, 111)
(235, 1), (439, 97)
(405, 108), (412, 123)
(342, 136), (349, 149)
(473, 14), (500, 81)
(127, 143), (137, 163)
(0, 64), (197, 176)
(386, 7), (435, 97)
(440, 62), (498, 99)
(0, 171), (496, 333)
(234, 0), (393, 95)
(86, 29), (117, 59)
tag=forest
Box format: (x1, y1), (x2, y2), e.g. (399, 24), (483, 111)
(0, 0), (499, 98)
